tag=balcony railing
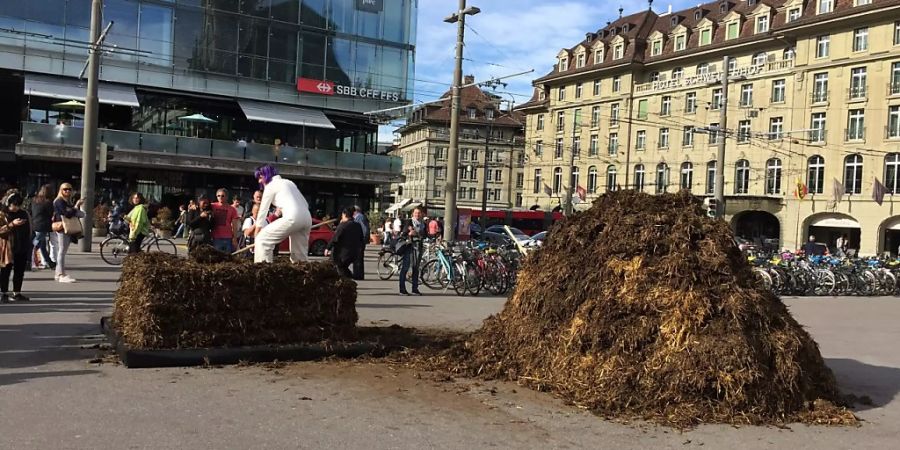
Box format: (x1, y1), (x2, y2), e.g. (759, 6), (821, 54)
(808, 128), (826, 143)
(845, 127), (865, 141)
(890, 82), (900, 95)
(19, 122), (401, 175)
(811, 90), (828, 103)
(848, 85), (867, 100)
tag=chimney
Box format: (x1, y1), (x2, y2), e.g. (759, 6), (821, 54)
(463, 74), (475, 85)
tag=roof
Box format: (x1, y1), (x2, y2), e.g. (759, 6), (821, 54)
(401, 83), (525, 132)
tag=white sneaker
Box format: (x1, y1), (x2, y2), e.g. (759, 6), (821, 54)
(57, 275), (76, 283)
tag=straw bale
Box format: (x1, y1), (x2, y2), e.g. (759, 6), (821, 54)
(112, 252), (356, 349)
(450, 190), (855, 426)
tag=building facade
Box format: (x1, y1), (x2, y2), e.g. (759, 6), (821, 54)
(393, 76), (526, 217)
(0, 0), (415, 217)
(520, 0), (900, 256)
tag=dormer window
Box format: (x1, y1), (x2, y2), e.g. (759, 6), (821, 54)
(818, 0), (833, 14)
(755, 15), (769, 33)
(671, 16), (678, 26)
(593, 49), (603, 64)
(748, 0), (757, 6)
(726, 21), (739, 40)
(720, 2), (728, 13)
(787, 7), (801, 22)
(467, 108), (477, 119)
(613, 43), (624, 59)
(674, 34), (686, 51)
(623, 24), (629, 32)
(485, 109), (494, 120)
(651, 39), (663, 56)
(694, 10), (702, 20)
(560, 57), (568, 71)
(700, 28), (712, 46)
(576, 53), (585, 68)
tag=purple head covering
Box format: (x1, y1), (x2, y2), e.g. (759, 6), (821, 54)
(254, 164), (278, 188)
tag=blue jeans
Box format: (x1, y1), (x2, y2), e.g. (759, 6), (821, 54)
(213, 238), (234, 253)
(33, 231), (55, 267)
(175, 223), (186, 239)
(399, 247), (419, 293)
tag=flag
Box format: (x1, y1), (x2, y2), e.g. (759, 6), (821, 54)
(543, 184), (552, 197)
(832, 178), (844, 204)
(873, 177), (887, 206)
(794, 179), (808, 200)
(576, 185), (587, 202)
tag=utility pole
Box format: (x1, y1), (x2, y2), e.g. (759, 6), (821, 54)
(78, 0), (102, 252)
(713, 55), (730, 219)
(442, 0), (480, 242)
(563, 114), (578, 215)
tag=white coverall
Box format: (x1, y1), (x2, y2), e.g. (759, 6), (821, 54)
(254, 175), (313, 263)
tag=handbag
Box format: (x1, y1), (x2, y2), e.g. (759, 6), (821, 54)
(52, 221), (64, 232)
(62, 216), (83, 237)
(393, 238), (411, 255)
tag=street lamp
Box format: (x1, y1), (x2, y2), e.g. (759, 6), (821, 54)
(441, 0), (480, 243)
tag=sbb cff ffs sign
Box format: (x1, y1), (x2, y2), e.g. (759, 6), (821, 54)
(296, 77), (401, 102)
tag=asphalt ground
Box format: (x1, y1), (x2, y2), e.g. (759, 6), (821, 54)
(0, 244), (898, 449)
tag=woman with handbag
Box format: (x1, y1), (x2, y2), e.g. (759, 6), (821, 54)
(1, 191), (32, 303)
(52, 183), (84, 283)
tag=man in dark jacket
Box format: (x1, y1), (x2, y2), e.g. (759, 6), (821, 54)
(326, 207), (364, 278)
(351, 205), (369, 280)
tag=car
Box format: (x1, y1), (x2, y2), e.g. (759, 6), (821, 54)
(485, 225), (531, 243)
(277, 217), (335, 256)
(477, 231), (514, 246)
(526, 231), (547, 247)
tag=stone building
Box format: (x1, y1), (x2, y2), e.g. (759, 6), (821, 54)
(519, 0), (900, 255)
(393, 76), (526, 216)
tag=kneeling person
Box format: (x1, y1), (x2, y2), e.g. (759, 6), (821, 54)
(326, 207), (364, 278)
(251, 165), (312, 263)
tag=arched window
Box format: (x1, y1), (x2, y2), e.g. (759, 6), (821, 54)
(587, 166), (598, 193)
(885, 153), (900, 194)
(735, 159), (750, 194)
(634, 164), (646, 191)
(752, 52), (768, 66)
(572, 166), (581, 192)
(680, 162), (693, 190)
(807, 155), (825, 194)
(844, 154), (863, 194)
(696, 63), (710, 75)
(765, 158), (782, 194)
(606, 165), (617, 192)
(656, 162), (670, 194)
(552, 167), (562, 194)
(672, 67), (684, 79)
(783, 47), (796, 60)
(706, 161), (717, 194)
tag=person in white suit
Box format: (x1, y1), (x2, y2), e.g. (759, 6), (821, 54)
(249, 165), (312, 263)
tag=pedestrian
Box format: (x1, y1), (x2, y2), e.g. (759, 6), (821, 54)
(123, 192), (150, 254)
(187, 197), (214, 252)
(30, 183), (56, 270)
(174, 204), (188, 239)
(383, 216), (393, 244)
(232, 196), (245, 218)
(211, 188), (239, 253)
(352, 205), (369, 280)
(183, 199), (198, 240)
(52, 183), (84, 283)
(240, 204), (263, 255)
(248, 165), (312, 263)
(1, 190), (32, 302)
(326, 207), (364, 278)
(398, 207), (425, 296)
(427, 216), (441, 238)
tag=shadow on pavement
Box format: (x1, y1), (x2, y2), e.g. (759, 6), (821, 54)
(356, 303), (432, 309)
(827, 358), (900, 411)
(0, 322), (102, 369)
(0, 369), (99, 387)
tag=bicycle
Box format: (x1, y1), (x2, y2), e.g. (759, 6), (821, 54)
(376, 246), (402, 280)
(100, 229), (178, 265)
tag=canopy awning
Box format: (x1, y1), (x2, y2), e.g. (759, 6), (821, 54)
(402, 202), (422, 212)
(238, 100), (335, 129)
(810, 216), (861, 228)
(24, 74), (139, 107)
(384, 198), (411, 214)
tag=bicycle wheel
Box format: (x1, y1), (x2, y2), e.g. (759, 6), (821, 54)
(452, 261), (469, 296)
(465, 261), (482, 296)
(147, 238), (178, 256)
(100, 237), (130, 266)
(420, 259), (446, 290)
(377, 252), (396, 280)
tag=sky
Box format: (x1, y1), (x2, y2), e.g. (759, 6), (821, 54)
(380, 0), (697, 142)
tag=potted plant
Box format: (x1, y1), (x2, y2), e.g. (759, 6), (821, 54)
(367, 211), (383, 245)
(152, 206), (175, 238)
(93, 204), (110, 237)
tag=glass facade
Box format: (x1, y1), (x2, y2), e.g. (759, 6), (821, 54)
(0, 0), (416, 111)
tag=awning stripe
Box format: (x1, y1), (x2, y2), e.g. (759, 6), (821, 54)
(24, 74), (140, 107)
(238, 100), (335, 129)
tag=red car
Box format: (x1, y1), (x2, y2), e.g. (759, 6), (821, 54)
(278, 218), (335, 256)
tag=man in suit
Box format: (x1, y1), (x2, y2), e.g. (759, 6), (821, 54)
(326, 207), (365, 278)
(351, 205), (369, 280)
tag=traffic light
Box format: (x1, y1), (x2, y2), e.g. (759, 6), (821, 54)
(703, 198), (718, 218)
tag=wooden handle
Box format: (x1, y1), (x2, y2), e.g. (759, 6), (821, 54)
(230, 219), (337, 255)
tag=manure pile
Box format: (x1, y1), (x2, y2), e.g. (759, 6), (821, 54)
(112, 248), (357, 349)
(450, 191), (855, 426)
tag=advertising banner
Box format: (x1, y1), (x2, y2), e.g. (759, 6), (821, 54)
(458, 208), (472, 241)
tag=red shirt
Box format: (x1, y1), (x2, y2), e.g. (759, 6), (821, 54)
(211, 202), (238, 239)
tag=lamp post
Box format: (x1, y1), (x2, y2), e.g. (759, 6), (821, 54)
(442, 0), (480, 242)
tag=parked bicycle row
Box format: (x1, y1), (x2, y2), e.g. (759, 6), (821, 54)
(749, 252), (900, 296)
